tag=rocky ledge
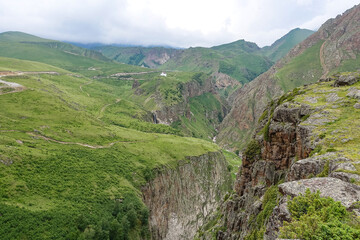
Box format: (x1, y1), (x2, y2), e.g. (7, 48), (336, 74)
(199, 72), (360, 239)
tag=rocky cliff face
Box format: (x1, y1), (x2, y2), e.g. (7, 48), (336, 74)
(217, 4), (360, 151)
(204, 73), (360, 239)
(142, 151), (232, 240)
(152, 75), (216, 125)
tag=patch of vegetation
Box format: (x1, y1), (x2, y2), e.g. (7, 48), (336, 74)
(310, 145), (323, 157)
(245, 186), (279, 240)
(244, 140), (261, 162)
(0, 57), (220, 239)
(222, 150), (242, 180)
(279, 189), (360, 240)
(316, 160), (330, 177)
(173, 92), (225, 140)
(275, 41), (323, 93)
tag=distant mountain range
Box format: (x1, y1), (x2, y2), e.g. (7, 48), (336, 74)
(92, 28), (314, 84)
(90, 29), (309, 84)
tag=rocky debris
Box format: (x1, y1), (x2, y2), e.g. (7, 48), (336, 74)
(304, 96), (318, 103)
(272, 103), (312, 124)
(265, 197), (291, 240)
(333, 74), (360, 87)
(354, 102), (360, 109)
(330, 158), (357, 172)
(287, 154), (333, 181)
(132, 79), (140, 89)
(302, 111), (337, 126)
(347, 87), (360, 99)
(318, 76), (337, 82)
(279, 177), (360, 208)
(0, 155), (13, 165)
(326, 92), (342, 102)
(330, 172), (360, 183)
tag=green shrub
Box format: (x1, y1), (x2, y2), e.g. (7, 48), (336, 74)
(301, 114), (310, 121)
(316, 160), (330, 177)
(280, 189), (360, 240)
(245, 186), (279, 240)
(319, 133), (326, 139)
(310, 145), (322, 157)
(244, 140), (261, 162)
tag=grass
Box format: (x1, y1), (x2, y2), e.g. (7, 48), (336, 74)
(293, 77), (360, 161)
(222, 150), (242, 180)
(172, 92), (225, 139)
(275, 41), (323, 93)
(0, 57), (222, 239)
(159, 45), (273, 84)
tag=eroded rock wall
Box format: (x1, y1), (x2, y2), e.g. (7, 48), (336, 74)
(142, 151), (232, 240)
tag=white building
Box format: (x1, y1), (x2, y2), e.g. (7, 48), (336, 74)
(160, 72), (167, 77)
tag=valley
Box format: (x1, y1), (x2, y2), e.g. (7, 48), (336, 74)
(1, 3), (360, 240)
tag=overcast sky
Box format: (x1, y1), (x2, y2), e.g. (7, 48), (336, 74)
(0, 0), (358, 48)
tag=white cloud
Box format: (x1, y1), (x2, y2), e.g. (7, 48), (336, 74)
(0, 0), (358, 47)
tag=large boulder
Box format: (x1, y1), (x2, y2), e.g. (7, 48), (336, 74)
(333, 74), (360, 87)
(279, 177), (360, 208)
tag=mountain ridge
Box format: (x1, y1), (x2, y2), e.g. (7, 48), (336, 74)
(217, 4), (360, 151)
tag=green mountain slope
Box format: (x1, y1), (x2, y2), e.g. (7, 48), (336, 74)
(95, 30), (313, 85)
(159, 44), (273, 84)
(261, 28), (315, 62)
(0, 56), (223, 239)
(217, 4), (360, 150)
(0, 31), (148, 77)
(94, 46), (178, 68)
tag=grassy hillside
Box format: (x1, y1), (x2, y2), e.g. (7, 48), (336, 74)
(171, 92), (226, 140)
(0, 57), (221, 239)
(0, 31), (149, 78)
(95, 31), (314, 85)
(261, 28), (314, 62)
(94, 46), (178, 68)
(159, 46), (273, 84)
(275, 40), (324, 93)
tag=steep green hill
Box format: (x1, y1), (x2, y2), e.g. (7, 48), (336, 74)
(94, 46), (178, 68)
(261, 28), (314, 62)
(0, 31), (148, 77)
(159, 45), (273, 84)
(95, 30), (313, 85)
(217, 4), (360, 150)
(0, 56), (224, 239)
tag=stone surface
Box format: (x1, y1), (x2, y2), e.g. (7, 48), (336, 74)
(287, 153), (334, 181)
(326, 92), (342, 102)
(265, 197), (291, 240)
(142, 152), (232, 240)
(330, 171), (360, 183)
(279, 177), (360, 208)
(354, 102), (360, 109)
(304, 96), (318, 103)
(333, 74), (360, 87)
(347, 87), (360, 99)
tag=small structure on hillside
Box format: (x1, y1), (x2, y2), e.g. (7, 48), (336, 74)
(160, 72), (167, 77)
